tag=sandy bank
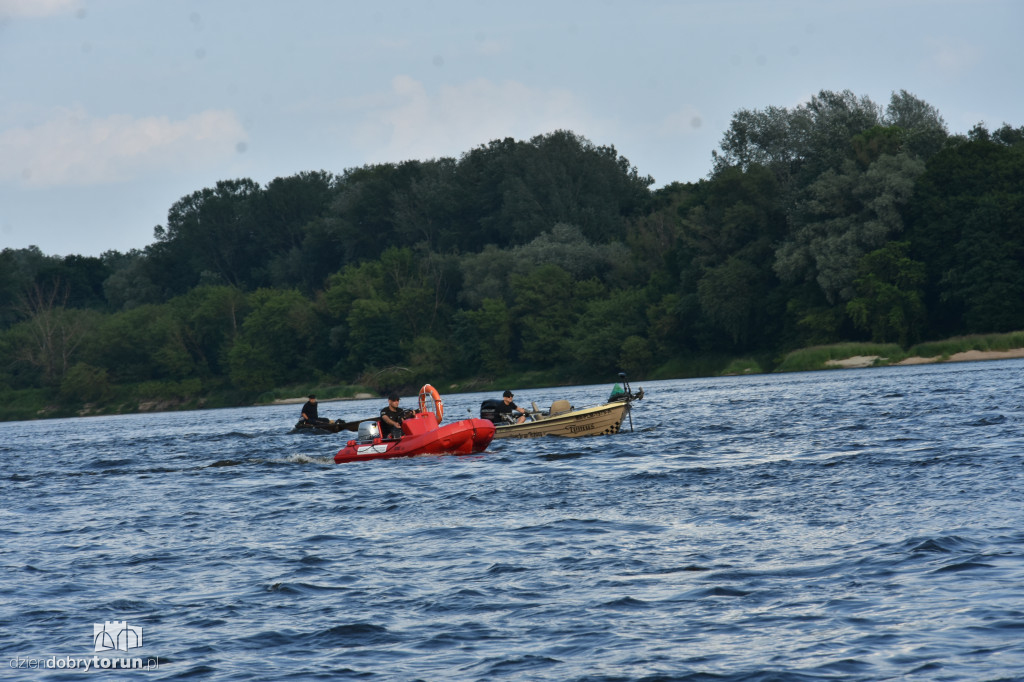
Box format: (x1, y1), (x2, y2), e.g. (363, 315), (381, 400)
(825, 355), (883, 368)
(271, 393), (375, 405)
(826, 348), (1024, 369)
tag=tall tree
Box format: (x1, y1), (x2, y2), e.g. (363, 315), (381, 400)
(149, 178), (261, 294)
(511, 264), (576, 365)
(775, 151), (926, 303)
(255, 171), (336, 289)
(906, 124), (1024, 335)
(451, 298), (512, 376)
(227, 288), (322, 392)
(9, 280), (97, 385)
(713, 89), (883, 194)
(882, 89), (948, 160)
(330, 162), (424, 263)
(676, 165), (786, 350)
(457, 131), (653, 248)
(846, 241), (926, 346)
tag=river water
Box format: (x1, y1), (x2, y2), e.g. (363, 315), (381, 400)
(2, 361), (1023, 681)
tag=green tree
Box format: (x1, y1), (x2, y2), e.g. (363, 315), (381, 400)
(228, 288), (322, 390)
(845, 242), (926, 346)
(570, 287), (647, 377)
(644, 292), (686, 359)
(331, 162), (424, 262)
(0, 247), (60, 329)
(452, 298), (513, 376)
(672, 165), (785, 351)
(456, 131), (653, 249)
(775, 152), (926, 304)
(344, 298), (402, 371)
(697, 257), (764, 347)
(227, 340), (276, 394)
(254, 171), (337, 289)
(713, 89), (883, 193)
(624, 183), (694, 286)
(11, 280), (99, 385)
(102, 249), (162, 310)
(174, 285), (247, 376)
(148, 178), (261, 294)
(84, 304), (186, 383)
(618, 335), (653, 377)
(391, 158), (459, 250)
(906, 124), (1024, 335)
(319, 246), (455, 375)
(938, 199), (1024, 333)
(511, 264), (576, 366)
(459, 224), (621, 308)
(883, 89), (948, 159)
(458, 245), (511, 308)
(403, 333), (452, 382)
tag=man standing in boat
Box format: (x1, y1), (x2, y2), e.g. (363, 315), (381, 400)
(380, 392), (408, 439)
(496, 390), (528, 424)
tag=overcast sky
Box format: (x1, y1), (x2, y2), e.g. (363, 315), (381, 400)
(1, 0), (1021, 257)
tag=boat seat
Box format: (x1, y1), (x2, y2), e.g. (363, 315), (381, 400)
(549, 399), (572, 416)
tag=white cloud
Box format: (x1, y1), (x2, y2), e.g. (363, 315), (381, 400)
(926, 38), (982, 78)
(660, 105), (707, 136)
(0, 0), (80, 19)
(0, 107), (247, 187)
(473, 37), (507, 57)
(356, 75), (600, 163)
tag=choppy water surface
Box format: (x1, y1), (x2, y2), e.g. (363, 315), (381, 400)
(3, 362), (1024, 680)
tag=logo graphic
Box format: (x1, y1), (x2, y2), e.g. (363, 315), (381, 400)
(93, 621), (143, 652)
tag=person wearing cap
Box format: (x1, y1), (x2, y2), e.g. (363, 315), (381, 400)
(496, 389), (527, 424)
(379, 392), (408, 439)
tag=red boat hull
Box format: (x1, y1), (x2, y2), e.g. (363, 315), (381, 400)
(334, 413), (495, 464)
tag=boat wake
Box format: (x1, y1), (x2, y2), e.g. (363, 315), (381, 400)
(284, 453), (335, 465)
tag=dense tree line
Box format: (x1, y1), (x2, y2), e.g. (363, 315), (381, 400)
(2, 96), (1023, 408)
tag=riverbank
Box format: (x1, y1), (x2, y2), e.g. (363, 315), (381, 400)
(270, 393), (375, 405)
(824, 348), (1024, 368)
(770, 331), (1024, 374)
(5, 333), (1024, 422)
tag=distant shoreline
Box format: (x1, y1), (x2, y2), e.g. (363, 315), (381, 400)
(7, 344), (1024, 423)
(824, 348), (1024, 369)
(270, 394), (376, 405)
(273, 349), (1024, 405)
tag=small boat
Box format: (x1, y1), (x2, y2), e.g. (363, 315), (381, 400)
(291, 420), (345, 434)
(335, 384), (495, 463)
(481, 374), (644, 440)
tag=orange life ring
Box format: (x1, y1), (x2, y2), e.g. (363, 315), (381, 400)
(418, 384), (444, 425)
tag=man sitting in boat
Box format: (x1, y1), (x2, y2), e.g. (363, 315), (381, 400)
(496, 390), (528, 424)
(379, 392), (410, 439)
(300, 395), (330, 426)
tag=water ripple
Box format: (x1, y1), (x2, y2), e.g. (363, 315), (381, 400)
(2, 364), (1024, 679)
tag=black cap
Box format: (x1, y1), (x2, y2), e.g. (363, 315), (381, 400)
(387, 391), (400, 401)
(308, 394), (316, 399)
(503, 390), (514, 398)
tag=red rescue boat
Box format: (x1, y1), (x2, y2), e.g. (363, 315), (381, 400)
(334, 384), (495, 464)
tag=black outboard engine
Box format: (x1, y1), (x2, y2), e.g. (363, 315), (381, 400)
(480, 399), (504, 424)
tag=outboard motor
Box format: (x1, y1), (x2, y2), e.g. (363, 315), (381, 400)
(357, 420), (381, 442)
(480, 399), (504, 424)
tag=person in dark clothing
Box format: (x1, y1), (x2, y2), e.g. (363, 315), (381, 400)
(495, 389), (527, 424)
(300, 395), (325, 424)
(379, 392), (407, 439)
